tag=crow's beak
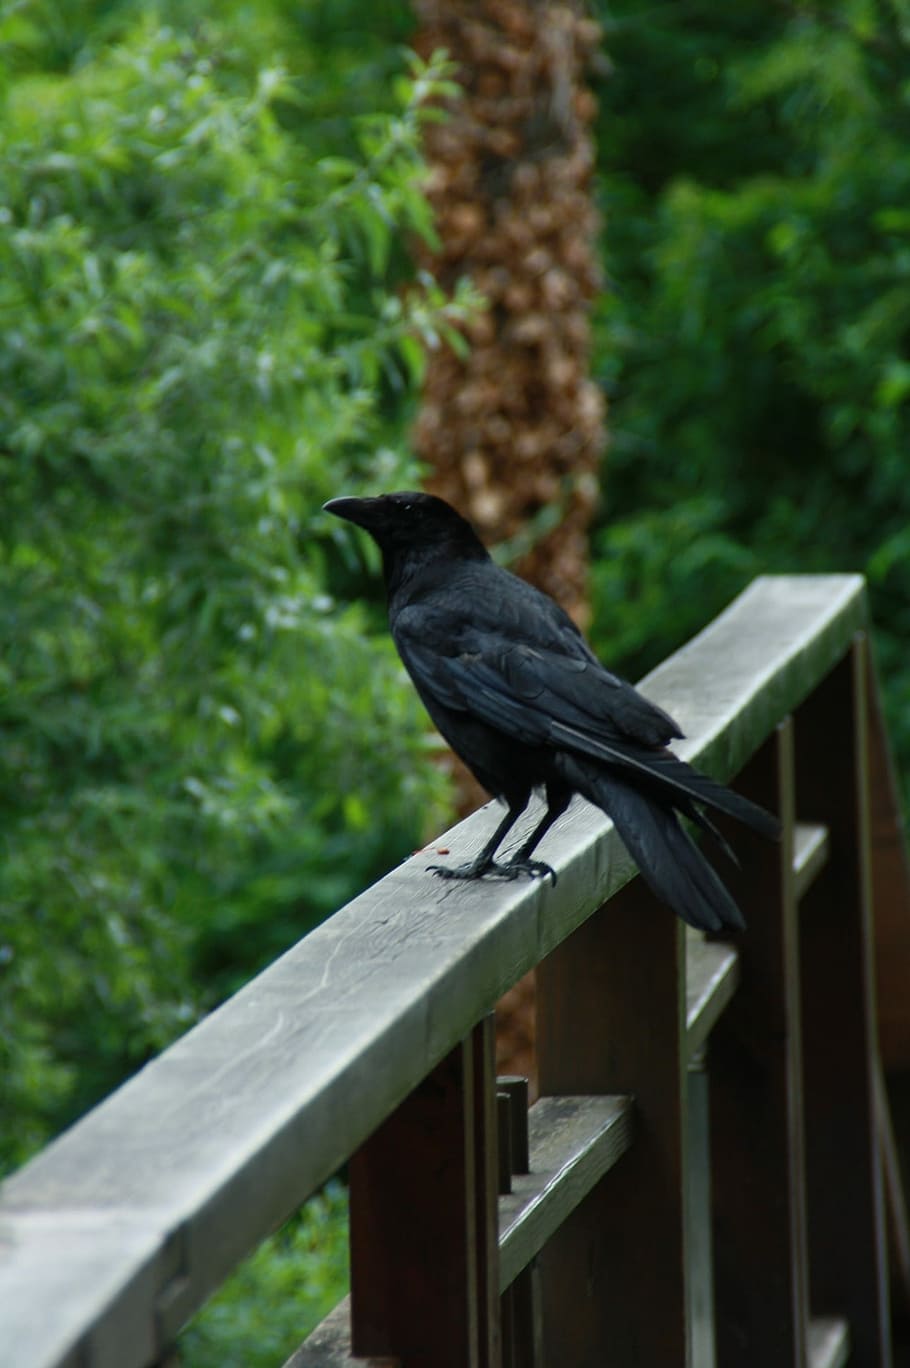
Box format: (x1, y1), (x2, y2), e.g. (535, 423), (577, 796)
(323, 496), (379, 530)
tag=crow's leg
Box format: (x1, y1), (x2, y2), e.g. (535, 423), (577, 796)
(429, 794), (532, 881)
(503, 783), (571, 885)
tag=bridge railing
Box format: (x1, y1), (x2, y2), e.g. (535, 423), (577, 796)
(2, 574), (907, 1368)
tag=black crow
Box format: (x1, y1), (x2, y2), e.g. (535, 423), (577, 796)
(324, 491), (779, 930)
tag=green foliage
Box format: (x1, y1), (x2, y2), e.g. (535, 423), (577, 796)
(0, 10), (476, 1173)
(592, 498), (758, 667)
(12, 0), (910, 1357)
(589, 1), (910, 798)
(180, 1183), (349, 1368)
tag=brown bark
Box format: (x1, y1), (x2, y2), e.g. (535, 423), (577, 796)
(413, 0), (606, 627)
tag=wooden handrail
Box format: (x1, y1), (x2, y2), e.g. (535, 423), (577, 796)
(2, 572), (900, 1368)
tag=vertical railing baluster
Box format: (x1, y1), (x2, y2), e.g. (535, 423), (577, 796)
(348, 1017), (500, 1367)
(709, 719), (810, 1367)
(536, 877), (688, 1365)
(497, 1074), (541, 1367)
(796, 636), (892, 1367)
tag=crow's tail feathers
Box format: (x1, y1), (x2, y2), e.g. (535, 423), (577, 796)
(555, 755), (748, 932)
(659, 755), (781, 844)
(553, 724), (782, 847)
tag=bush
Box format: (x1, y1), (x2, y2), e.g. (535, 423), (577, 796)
(0, 9), (474, 1172)
(589, 0), (910, 800)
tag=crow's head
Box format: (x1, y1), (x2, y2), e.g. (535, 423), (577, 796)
(324, 491), (486, 561)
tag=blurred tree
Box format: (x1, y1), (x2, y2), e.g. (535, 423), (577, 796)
(0, 5), (474, 1172)
(412, 0), (606, 624)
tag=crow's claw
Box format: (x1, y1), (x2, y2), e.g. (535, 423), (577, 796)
(506, 857), (558, 886)
(429, 860), (516, 881)
(428, 858), (556, 885)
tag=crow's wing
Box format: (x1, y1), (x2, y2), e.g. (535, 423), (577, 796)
(394, 594), (679, 747)
(393, 603), (779, 840)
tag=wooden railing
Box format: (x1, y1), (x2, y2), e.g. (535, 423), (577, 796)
(2, 574), (908, 1368)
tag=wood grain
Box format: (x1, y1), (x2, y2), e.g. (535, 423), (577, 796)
(498, 1094), (634, 1292)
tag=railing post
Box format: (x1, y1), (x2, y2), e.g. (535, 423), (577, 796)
(497, 1076), (544, 1368)
(795, 636), (892, 1367)
(348, 1017), (500, 1367)
(536, 878), (689, 1365)
(708, 720), (810, 1367)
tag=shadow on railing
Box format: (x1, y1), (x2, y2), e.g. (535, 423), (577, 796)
(3, 575), (909, 1368)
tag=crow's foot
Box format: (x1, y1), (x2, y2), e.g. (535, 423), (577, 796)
(429, 858), (556, 885)
(429, 859), (515, 881)
(506, 857), (558, 886)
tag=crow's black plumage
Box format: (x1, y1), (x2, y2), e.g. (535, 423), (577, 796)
(324, 491), (780, 931)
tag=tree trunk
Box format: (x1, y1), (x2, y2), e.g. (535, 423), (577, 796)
(413, 0), (605, 627)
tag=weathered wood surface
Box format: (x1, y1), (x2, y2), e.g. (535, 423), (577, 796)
(710, 723), (811, 1368)
(876, 1060), (910, 1317)
(685, 929), (740, 1063)
(303, 1093), (635, 1364)
(0, 574), (867, 1368)
(348, 1027), (496, 1367)
(290, 1296), (852, 1367)
(285, 1298), (397, 1368)
(797, 640), (892, 1367)
(687, 1064), (716, 1368)
(807, 1316), (850, 1368)
(535, 874), (690, 1365)
(498, 1094), (634, 1292)
(793, 822), (830, 901)
(496, 1076), (530, 1177)
(293, 792), (857, 1366)
(866, 653), (910, 1070)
